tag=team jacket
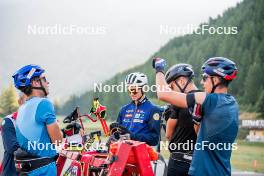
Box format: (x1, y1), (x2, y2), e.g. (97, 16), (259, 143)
(117, 96), (161, 146)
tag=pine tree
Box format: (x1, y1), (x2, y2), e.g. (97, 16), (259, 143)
(0, 84), (19, 116)
(255, 90), (264, 119)
(243, 62), (263, 105)
(57, 0), (264, 118)
(53, 98), (60, 114)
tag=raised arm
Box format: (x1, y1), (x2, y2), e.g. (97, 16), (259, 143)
(156, 72), (188, 108)
(153, 58), (207, 107)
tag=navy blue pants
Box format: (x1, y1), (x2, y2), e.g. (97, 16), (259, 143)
(167, 157), (190, 176)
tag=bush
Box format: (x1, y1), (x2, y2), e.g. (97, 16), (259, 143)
(237, 128), (249, 140)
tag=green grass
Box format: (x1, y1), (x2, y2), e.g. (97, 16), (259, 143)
(160, 139), (264, 173)
(57, 116), (111, 141)
(231, 140), (264, 173)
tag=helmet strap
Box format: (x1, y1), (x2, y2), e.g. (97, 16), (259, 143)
(175, 77), (192, 93)
(31, 80), (47, 97)
(136, 94), (145, 103)
(210, 77), (221, 93)
(135, 88), (144, 102)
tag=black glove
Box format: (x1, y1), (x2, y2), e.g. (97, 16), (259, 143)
(163, 105), (178, 121)
(90, 107), (95, 113)
(62, 122), (82, 137)
(109, 122), (130, 135)
(63, 107), (79, 123)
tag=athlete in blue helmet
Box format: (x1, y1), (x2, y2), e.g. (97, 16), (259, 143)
(153, 57), (239, 175)
(12, 64), (62, 175)
(116, 72), (162, 146)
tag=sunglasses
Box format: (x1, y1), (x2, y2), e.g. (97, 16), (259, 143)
(128, 89), (140, 95)
(39, 76), (47, 82)
(201, 74), (209, 82)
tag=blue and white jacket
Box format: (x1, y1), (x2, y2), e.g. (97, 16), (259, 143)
(117, 96), (162, 146)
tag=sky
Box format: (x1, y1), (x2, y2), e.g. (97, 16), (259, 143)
(0, 0), (242, 100)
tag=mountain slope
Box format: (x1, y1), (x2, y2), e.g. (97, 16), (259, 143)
(59, 0), (264, 120)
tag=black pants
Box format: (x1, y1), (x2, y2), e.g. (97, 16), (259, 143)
(167, 156), (190, 176)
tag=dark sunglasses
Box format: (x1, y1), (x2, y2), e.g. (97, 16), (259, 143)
(128, 89), (139, 95)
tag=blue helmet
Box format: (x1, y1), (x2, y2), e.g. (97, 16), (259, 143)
(12, 64), (45, 89)
(202, 57), (237, 81)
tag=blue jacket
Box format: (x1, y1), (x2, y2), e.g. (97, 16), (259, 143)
(117, 96), (161, 146)
(1, 114), (19, 176)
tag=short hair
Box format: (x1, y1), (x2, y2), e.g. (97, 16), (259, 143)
(220, 78), (231, 87)
(19, 77), (40, 96)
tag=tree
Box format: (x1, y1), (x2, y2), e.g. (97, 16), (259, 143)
(58, 0), (264, 117)
(59, 95), (79, 115)
(243, 62), (263, 105)
(0, 84), (19, 116)
(53, 98), (60, 114)
(255, 90), (264, 119)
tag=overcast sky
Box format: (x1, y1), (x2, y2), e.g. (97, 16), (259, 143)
(0, 0), (242, 100)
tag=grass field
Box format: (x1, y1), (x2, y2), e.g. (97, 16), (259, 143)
(231, 140), (264, 173)
(160, 139), (264, 173)
(58, 117), (264, 173)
